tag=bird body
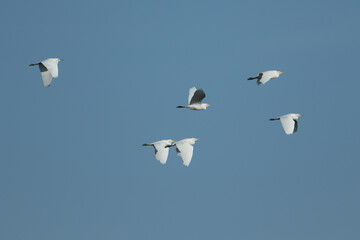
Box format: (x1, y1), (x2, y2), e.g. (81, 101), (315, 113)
(248, 70), (284, 85)
(177, 87), (211, 110)
(173, 138), (199, 166)
(185, 103), (210, 110)
(142, 139), (175, 164)
(270, 113), (303, 135)
(29, 58), (63, 87)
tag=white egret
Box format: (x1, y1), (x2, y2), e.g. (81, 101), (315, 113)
(248, 70), (284, 85)
(29, 58), (63, 87)
(172, 138), (199, 167)
(270, 113), (303, 135)
(142, 139), (176, 164)
(177, 87), (211, 110)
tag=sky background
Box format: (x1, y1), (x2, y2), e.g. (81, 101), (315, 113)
(1, 0), (360, 239)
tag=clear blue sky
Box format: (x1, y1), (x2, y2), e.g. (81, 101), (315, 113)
(1, 0), (359, 239)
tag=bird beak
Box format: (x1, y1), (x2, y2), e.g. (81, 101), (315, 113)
(59, 59), (64, 61)
(299, 114), (304, 116)
(171, 140), (176, 142)
(195, 138), (200, 141)
(279, 72), (284, 74)
(207, 104), (212, 106)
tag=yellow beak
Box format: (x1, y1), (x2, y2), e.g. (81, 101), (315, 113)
(195, 138), (200, 141)
(279, 72), (285, 74)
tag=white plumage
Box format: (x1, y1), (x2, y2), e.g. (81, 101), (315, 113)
(188, 87), (197, 105)
(29, 58), (63, 87)
(270, 113), (303, 135)
(177, 87), (211, 110)
(142, 139), (175, 164)
(248, 70), (284, 85)
(174, 138), (199, 166)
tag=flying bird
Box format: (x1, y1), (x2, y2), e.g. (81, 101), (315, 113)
(29, 58), (63, 87)
(172, 138), (199, 166)
(248, 70), (284, 85)
(270, 113), (303, 135)
(142, 139), (176, 164)
(177, 87), (211, 110)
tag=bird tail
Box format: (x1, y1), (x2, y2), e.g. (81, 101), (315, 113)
(142, 144), (152, 146)
(269, 118), (280, 121)
(247, 77), (258, 80)
(176, 106), (186, 108)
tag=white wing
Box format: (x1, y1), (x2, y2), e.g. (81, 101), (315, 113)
(280, 115), (296, 135)
(153, 142), (170, 164)
(41, 71), (53, 87)
(41, 59), (59, 78)
(188, 87), (197, 105)
(39, 63), (53, 87)
(176, 142), (194, 166)
(259, 71), (276, 84)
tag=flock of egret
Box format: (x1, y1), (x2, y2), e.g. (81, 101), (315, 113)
(142, 138), (200, 167)
(29, 58), (303, 167)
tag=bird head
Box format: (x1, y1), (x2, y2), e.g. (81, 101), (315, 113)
(293, 113), (303, 119)
(187, 138), (200, 145)
(203, 103), (212, 109)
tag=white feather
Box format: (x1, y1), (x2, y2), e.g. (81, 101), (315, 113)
(152, 140), (172, 164)
(188, 87), (197, 105)
(40, 70), (53, 87)
(259, 70), (280, 84)
(280, 115), (296, 135)
(175, 138), (198, 167)
(41, 58), (60, 78)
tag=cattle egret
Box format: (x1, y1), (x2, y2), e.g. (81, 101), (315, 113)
(270, 113), (303, 135)
(177, 87), (211, 110)
(29, 58), (63, 87)
(248, 70), (284, 85)
(142, 139), (176, 164)
(172, 138), (199, 166)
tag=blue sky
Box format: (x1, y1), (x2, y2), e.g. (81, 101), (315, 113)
(1, 0), (359, 239)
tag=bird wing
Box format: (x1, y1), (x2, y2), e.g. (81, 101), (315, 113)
(293, 119), (298, 133)
(41, 59), (59, 78)
(258, 71), (275, 85)
(39, 63), (53, 87)
(280, 115), (296, 135)
(176, 142), (194, 166)
(188, 87), (197, 105)
(190, 89), (206, 105)
(153, 142), (170, 164)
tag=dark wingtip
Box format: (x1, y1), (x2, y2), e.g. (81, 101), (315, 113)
(176, 106), (185, 108)
(269, 118), (279, 121)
